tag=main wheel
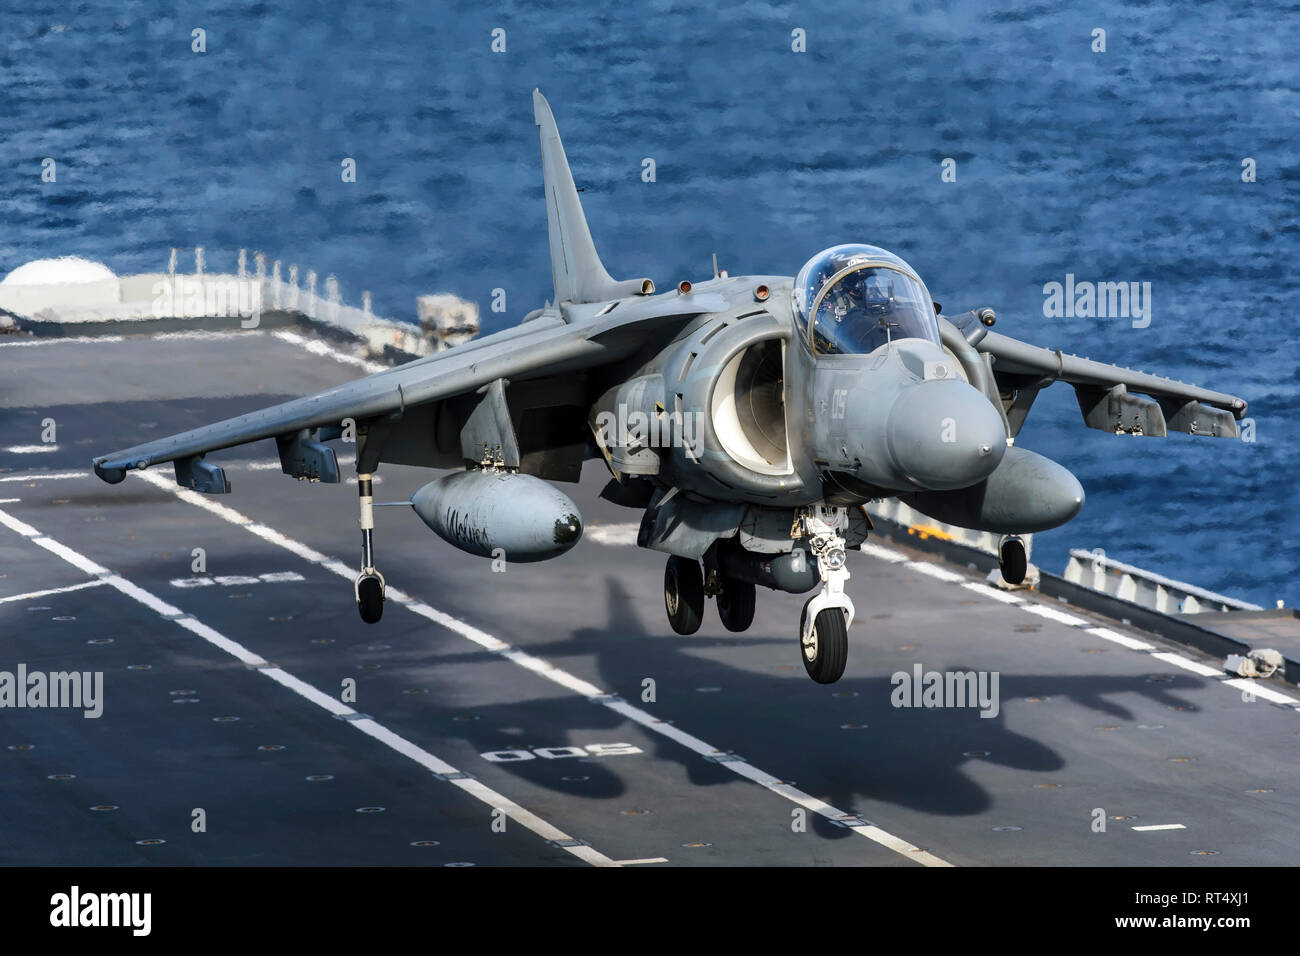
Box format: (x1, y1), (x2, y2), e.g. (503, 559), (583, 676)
(716, 577), (756, 632)
(800, 601), (848, 684)
(664, 556), (704, 635)
(357, 574), (384, 624)
(1000, 536), (1027, 585)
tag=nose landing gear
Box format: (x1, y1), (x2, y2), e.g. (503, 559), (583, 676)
(797, 506), (855, 684)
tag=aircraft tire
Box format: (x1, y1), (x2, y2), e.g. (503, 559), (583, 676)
(664, 556), (704, 635)
(1000, 536), (1027, 585)
(800, 601), (848, 684)
(716, 576), (756, 632)
(357, 574), (384, 624)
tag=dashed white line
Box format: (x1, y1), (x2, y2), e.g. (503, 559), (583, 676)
(1018, 603), (1088, 627)
(1132, 824), (1187, 832)
(1223, 678), (1299, 706)
(0, 472), (86, 482)
(961, 582), (1025, 604)
(0, 335), (125, 348)
(131, 468), (953, 867)
(612, 857), (670, 865)
(859, 542), (907, 563)
(1149, 652), (1225, 679)
(0, 504), (620, 868)
(0, 332), (259, 349)
(906, 560), (964, 583)
(273, 330), (385, 374)
(0, 579), (109, 605)
(1085, 626), (1155, 651)
(4, 445), (58, 454)
(152, 330), (259, 343)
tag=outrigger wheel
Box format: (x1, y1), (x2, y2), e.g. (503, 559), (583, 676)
(355, 571), (385, 624)
(664, 555), (704, 635)
(999, 535), (1027, 586)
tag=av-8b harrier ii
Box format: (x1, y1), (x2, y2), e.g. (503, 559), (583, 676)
(93, 91), (1247, 684)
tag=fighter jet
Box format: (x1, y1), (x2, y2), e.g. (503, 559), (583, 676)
(92, 91), (1247, 684)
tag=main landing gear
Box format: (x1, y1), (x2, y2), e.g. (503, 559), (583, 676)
(355, 472), (386, 623)
(663, 555), (757, 636)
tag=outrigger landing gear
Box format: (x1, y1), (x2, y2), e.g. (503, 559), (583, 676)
(798, 506), (855, 684)
(999, 535), (1027, 586)
(355, 472), (386, 623)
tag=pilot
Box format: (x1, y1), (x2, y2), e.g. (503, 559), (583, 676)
(825, 274), (868, 323)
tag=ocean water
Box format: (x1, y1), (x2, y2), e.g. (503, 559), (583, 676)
(1, 1), (1296, 605)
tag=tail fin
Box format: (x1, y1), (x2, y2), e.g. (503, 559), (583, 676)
(533, 90), (653, 305)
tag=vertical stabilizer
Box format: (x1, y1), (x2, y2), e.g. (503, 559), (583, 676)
(533, 90), (653, 305)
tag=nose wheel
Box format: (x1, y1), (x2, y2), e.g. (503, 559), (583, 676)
(800, 600), (849, 684)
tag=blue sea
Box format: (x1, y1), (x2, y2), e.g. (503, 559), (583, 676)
(1, 1), (1296, 605)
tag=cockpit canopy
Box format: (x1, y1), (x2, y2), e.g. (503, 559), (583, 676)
(792, 244), (941, 356)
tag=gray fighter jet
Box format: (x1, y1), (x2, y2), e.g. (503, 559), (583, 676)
(92, 91), (1247, 684)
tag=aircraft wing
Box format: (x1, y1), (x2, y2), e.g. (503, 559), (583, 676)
(92, 295), (727, 491)
(966, 323), (1247, 439)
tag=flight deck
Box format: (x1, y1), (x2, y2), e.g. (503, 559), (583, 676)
(2, 327), (1296, 867)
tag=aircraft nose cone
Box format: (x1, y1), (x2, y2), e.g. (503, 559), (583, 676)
(886, 380), (1007, 491)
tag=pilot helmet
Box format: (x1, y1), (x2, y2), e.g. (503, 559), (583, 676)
(860, 272), (894, 314)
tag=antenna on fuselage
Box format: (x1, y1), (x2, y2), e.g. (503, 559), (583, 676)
(711, 253), (719, 279)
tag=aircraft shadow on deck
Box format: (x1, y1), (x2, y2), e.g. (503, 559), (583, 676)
(429, 576), (1211, 842)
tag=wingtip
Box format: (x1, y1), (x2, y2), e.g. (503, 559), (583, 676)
(92, 459), (127, 484)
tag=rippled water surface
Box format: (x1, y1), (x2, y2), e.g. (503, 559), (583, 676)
(1, 1), (1295, 604)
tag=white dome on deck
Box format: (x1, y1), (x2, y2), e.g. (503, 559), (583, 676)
(1, 257), (117, 286)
